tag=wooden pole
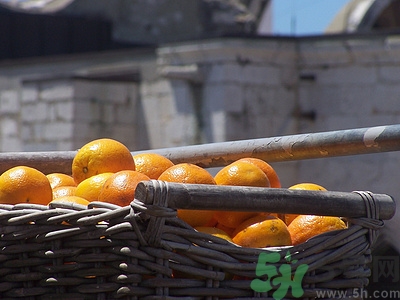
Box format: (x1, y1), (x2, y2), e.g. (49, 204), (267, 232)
(0, 124), (399, 174)
(137, 124), (400, 167)
(135, 180), (396, 220)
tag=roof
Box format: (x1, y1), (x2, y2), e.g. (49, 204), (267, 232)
(325, 0), (400, 34)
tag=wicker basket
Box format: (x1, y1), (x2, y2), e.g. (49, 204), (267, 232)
(0, 180), (395, 300)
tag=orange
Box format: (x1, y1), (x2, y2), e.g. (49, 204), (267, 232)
(215, 222), (236, 237)
(52, 186), (77, 199)
(49, 195), (90, 206)
(206, 215), (218, 227)
(0, 166), (53, 205)
(158, 163), (216, 185)
(285, 182), (328, 225)
(214, 161), (270, 188)
(195, 226), (233, 243)
(288, 215), (347, 245)
(46, 173), (77, 189)
(213, 161), (270, 229)
(98, 170), (150, 206)
(75, 172), (114, 202)
(289, 182), (327, 191)
(132, 152), (174, 179)
(158, 163), (217, 227)
(232, 214), (292, 248)
(213, 211), (260, 232)
(237, 158), (281, 188)
(71, 138), (135, 184)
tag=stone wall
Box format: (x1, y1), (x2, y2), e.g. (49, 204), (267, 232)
(0, 49), (156, 152)
(0, 77), (21, 151)
(295, 35), (400, 198)
(0, 34), (399, 199)
(156, 36), (400, 200)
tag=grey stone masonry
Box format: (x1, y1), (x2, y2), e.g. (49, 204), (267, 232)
(0, 35), (399, 201)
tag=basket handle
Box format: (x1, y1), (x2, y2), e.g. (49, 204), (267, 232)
(134, 180), (396, 220)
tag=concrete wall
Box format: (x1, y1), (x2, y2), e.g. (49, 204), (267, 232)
(155, 36), (400, 202)
(0, 49), (156, 152)
(0, 34), (399, 200)
(295, 35), (400, 198)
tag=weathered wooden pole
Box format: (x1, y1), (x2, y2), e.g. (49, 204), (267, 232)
(0, 124), (399, 174)
(135, 180), (396, 220)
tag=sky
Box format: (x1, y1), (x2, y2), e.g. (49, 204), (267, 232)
(272, 0), (351, 36)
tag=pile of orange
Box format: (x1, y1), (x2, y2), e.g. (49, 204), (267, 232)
(0, 138), (173, 209)
(0, 137), (348, 249)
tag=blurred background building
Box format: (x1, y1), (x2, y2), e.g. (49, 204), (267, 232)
(0, 0), (400, 290)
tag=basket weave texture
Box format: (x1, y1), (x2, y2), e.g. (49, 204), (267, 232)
(0, 183), (385, 300)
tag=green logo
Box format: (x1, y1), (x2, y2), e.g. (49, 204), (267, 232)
(251, 251), (309, 300)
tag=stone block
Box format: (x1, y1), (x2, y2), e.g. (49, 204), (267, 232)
(54, 101), (75, 122)
(170, 80), (194, 114)
(74, 80), (129, 103)
(345, 38), (390, 64)
(22, 84), (39, 102)
(377, 151), (400, 197)
(140, 80), (172, 98)
(115, 104), (135, 125)
(0, 118), (18, 137)
(210, 111), (227, 142)
(0, 90), (20, 114)
(43, 122), (74, 140)
(140, 95), (162, 125)
(378, 65), (400, 83)
(244, 112), (272, 139)
(376, 36), (400, 63)
(102, 103), (116, 124)
(164, 114), (196, 147)
(298, 39), (352, 67)
(202, 85), (224, 112)
(72, 123), (93, 141)
(23, 141), (57, 152)
(206, 63), (243, 83)
(21, 102), (48, 122)
(128, 84), (139, 104)
(21, 124), (33, 142)
(242, 65), (281, 86)
(109, 125), (136, 149)
(203, 84), (243, 113)
(245, 87), (295, 117)
(40, 80), (74, 101)
(158, 38), (296, 66)
(31, 123), (45, 140)
(280, 66), (298, 87)
(73, 100), (99, 122)
(74, 80), (97, 100)
(105, 82), (129, 104)
(1, 137), (22, 152)
(57, 140), (75, 151)
(299, 153), (388, 192)
(300, 85), (376, 117)
(373, 85), (400, 114)
(323, 115), (396, 132)
(270, 115), (299, 137)
(316, 66), (377, 85)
